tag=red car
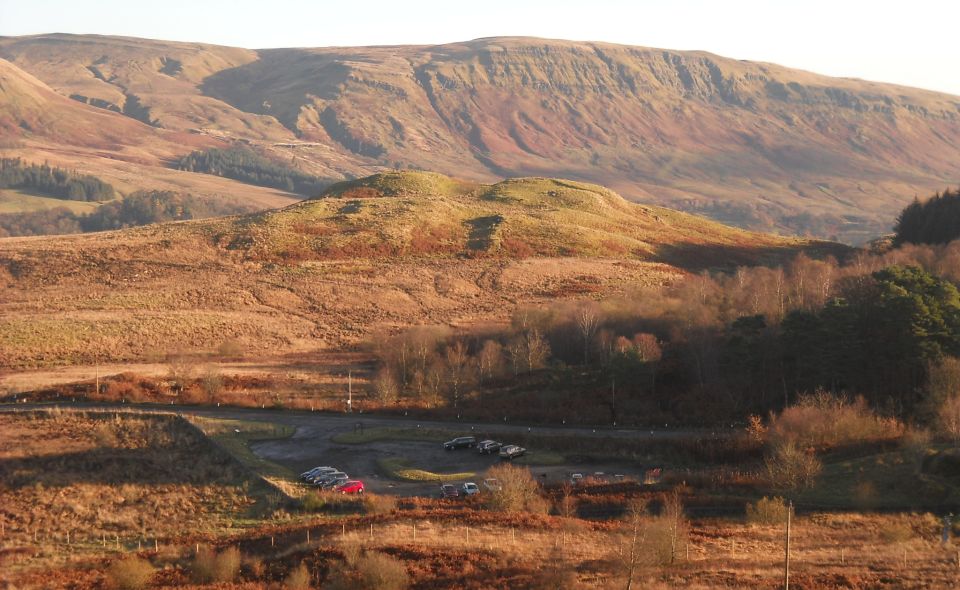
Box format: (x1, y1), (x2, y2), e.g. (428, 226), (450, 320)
(336, 480), (365, 494)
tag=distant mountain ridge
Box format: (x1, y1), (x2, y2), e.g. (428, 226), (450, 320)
(1, 33), (959, 243)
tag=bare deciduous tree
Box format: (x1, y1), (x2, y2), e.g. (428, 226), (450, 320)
(476, 339), (504, 384)
(444, 341), (473, 408)
(373, 367), (399, 404)
(575, 305), (600, 365)
(524, 328), (551, 372)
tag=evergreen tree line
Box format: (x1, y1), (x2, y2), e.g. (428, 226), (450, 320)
(0, 191), (252, 237)
(176, 147), (328, 196)
(894, 188), (960, 246)
(0, 158), (115, 202)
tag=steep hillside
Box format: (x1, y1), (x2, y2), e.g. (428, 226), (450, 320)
(3, 34), (958, 242)
(0, 171), (839, 368)
(0, 56), (160, 149)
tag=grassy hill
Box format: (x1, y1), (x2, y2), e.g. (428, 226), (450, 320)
(217, 171), (829, 266)
(1, 35), (959, 242)
(0, 171), (841, 369)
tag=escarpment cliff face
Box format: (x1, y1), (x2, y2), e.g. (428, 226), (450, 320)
(3, 34), (960, 242)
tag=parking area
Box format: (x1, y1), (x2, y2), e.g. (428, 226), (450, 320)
(250, 421), (644, 497)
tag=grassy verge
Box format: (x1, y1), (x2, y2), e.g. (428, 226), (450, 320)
(189, 417), (296, 482)
(514, 450), (566, 466)
(377, 456), (475, 482)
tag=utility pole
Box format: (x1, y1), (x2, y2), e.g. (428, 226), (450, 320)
(347, 370), (353, 413)
(784, 500), (792, 590)
(611, 378), (616, 425)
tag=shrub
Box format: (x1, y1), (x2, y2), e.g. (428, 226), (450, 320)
(745, 496), (790, 525)
(106, 555), (154, 590)
(764, 441), (822, 490)
(937, 395), (960, 443)
(484, 463), (549, 514)
(285, 562), (312, 589)
(192, 545), (241, 583)
(361, 493), (397, 515)
(768, 391), (902, 449)
(880, 519), (914, 544)
(192, 546), (217, 583)
(326, 551), (409, 590)
(213, 546), (242, 583)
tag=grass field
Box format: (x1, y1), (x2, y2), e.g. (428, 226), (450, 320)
(0, 189), (103, 214)
(377, 456), (476, 482)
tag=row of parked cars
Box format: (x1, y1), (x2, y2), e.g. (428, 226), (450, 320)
(439, 477), (502, 499)
(443, 436), (526, 460)
(299, 466), (365, 494)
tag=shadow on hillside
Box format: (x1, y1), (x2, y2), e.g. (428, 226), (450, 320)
(654, 240), (852, 271)
(0, 444), (242, 489)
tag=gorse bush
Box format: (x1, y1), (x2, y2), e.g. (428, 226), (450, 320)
(192, 545), (241, 583)
(285, 562), (312, 589)
(745, 496), (790, 525)
(325, 550), (409, 590)
(106, 555), (154, 590)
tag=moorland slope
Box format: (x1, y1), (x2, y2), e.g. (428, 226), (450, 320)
(0, 171), (840, 368)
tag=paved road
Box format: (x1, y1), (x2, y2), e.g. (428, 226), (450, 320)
(1, 401), (727, 497)
(0, 400), (724, 439)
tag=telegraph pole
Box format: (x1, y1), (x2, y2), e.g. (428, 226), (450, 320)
(347, 370), (352, 413)
(784, 500), (792, 590)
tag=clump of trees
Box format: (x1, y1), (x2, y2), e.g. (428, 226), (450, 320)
(0, 191), (252, 237)
(177, 147), (327, 196)
(895, 188), (960, 245)
(0, 158), (114, 201)
(371, 239), (960, 426)
(371, 324), (550, 409)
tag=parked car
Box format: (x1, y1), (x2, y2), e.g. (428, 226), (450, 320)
(336, 480), (365, 494)
(461, 482), (480, 496)
(483, 478), (502, 492)
(570, 473), (584, 486)
(305, 468), (340, 484)
(440, 484), (460, 499)
(499, 445), (526, 460)
(314, 472), (349, 488)
(300, 467), (340, 480)
(477, 440), (502, 454)
(444, 436), (477, 451)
